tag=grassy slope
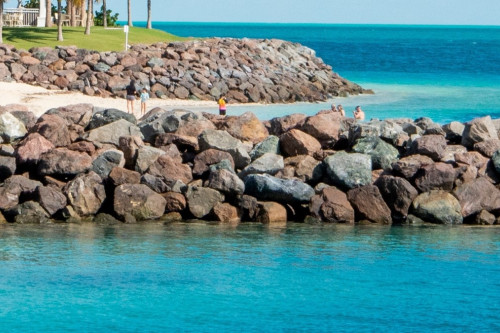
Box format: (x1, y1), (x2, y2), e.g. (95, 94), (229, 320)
(2, 26), (187, 52)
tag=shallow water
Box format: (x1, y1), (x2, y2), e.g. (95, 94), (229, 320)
(1, 223), (499, 331)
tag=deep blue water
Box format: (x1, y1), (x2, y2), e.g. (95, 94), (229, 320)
(130, 22), (500, 124)
(1, 223), (499, 332)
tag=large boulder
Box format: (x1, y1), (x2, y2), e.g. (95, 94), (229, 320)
(185, 186), (225, 218)
(324, 151), (372, 190)
(207, 169), (245, 195)
(244, 174), (315, 204)
(118, 135), (144, 168)
(83, 119), (143, 146)
(192, 149), (235, 177)
(282, 155), (323, 184)
(15, 133), (55, 165)
(92, 149), (126, 179)
(0, 156), (16, 181)
(147, 155), (193, 185)
(411, 190), (463, 224)
(45, 104), (94, 127)
(461, 116), (498, 148)
(162, 192), (187, 213)
(375, 175), (418, 220)
(409, 134), (447, 161)
(198, 129), (251, 169)
(309, 186), (355, 223)
(268, 113), (306, 136)
(413, 162), (457, 192)
(256, 201), (287, 224)
(0, 176), (42, 210)
(279, 129), (321, 157)
(35, 186), (67, 216)
(392, 154), (434, 179)
(353, 136), (399, 170)
(114, 184), (167, 221)
(347, 185), (392, 224)
(300, 112), (342, 148)
(213, 202), (240, 223)
(238, 153), (284, 178)
(64, 172), (106, 217)
(109, 167), (141, 186)
(219, 112), (269, 144)
(31, 114), (71, 147)
(38, 148), (92, 177)
(452, 177), (500, 217)
(0, 112), (28, 143)
(135, 146), (166, 174)
(249, 135), (280, 160)
(86, 108), (136, 130)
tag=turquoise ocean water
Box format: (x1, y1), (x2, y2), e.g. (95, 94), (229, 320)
(131, 22), (500, 124)
(2, 24), (500, 331)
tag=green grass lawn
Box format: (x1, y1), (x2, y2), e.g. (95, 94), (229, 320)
(2, 26), (187, 52)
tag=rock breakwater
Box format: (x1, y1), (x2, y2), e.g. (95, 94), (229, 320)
(0, 38), (368, 103)
(1, 104), (500, 225)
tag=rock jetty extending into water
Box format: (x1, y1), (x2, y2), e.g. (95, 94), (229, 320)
(1, 103), (500, 225)
(0, 38), (369, 103)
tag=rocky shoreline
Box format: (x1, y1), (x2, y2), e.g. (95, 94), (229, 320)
(1, 103), (500, 225)
(0, 38), (369, 103)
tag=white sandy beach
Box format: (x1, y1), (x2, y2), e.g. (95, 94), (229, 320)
(0, 81), (220, 118)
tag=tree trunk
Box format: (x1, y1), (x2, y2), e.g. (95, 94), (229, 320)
(57, 0), (63, 41)
(103, 0), (107, 28)
(80, 2), (85, 27)
(84, 0), (92, 35)
(45, 0), (52, 27)
(147, 0), (152, 29)
(0, 3), (4, 44)
(69, 1), (75, 27)
(128, 0), (133, 27)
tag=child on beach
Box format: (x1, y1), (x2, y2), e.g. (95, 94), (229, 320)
(140, 88), (150, 116)
(218, 95), (227, 116)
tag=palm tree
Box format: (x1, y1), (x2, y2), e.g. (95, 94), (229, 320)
(146, 0), (151, 29)
(0, 1), (5, 44)
(45, 0), (52, 27)
(84, 0), (92, 34)
(127, 0), (132, 27)
(102, 0), (107, 28)
(57, 0), (63, 41)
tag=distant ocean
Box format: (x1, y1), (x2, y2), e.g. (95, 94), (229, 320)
(2, 24), (500, 332)
(131, 22), (500, 124)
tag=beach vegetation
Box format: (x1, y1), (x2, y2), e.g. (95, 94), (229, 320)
(94, 4), (118, 27)
(1, 25), (186, 51)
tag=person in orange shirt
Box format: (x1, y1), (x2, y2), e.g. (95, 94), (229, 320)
(218, 95), (227, 116)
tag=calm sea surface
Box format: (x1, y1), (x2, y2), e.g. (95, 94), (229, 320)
(3, 24), (500, 331)
(132, 22), (500, 124)
(1, 223), (499, 332)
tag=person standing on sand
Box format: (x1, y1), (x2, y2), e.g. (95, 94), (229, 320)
(140, 88), (150, 116)
(126, 80), (137, 114)
(353, 105), (365, 120)
(218, 95), (227, 116)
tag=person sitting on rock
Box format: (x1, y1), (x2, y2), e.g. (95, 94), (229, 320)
(337, 104), (345, 117)
(353, 106), (365, 121)
(331, 103), (338, 112)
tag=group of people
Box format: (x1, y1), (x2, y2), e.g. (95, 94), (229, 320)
(331, 103), (365, 120)
(126, 80), (150, 115)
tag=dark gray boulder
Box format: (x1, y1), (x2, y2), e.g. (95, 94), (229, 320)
(352, 136), (399, 170)
(324, 151), (372, 190)
(86, 108), (137, 130)
(244, 174), (314, 203)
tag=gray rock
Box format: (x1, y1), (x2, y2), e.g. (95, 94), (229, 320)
(0, 112), (27, 143)
(135, 146), (166, 174)
(86, 108), (136, 130)
(0, 156), (16, 181)
(461, 116), (498, 148)
(198, 129), (251, 169)
(491, 150), (500, 174)
(8, 201), (50, 224)
(92, 149), (126, 179)
(352, 136), (399, 170)
(324, 151), (372, 190)
(208, 159), (235, 174)
(141, 174), (171, 193)
(64, 172), (106, 217)
(411, 190), (463, 224)
(249, 135), (280, 160)
(244, 174), (315, 203)
(114, 184), (167, 221)
(238, 153), (284, 178)
(207, 169), (245, 195)
(83, 119), (143, 146)
(185, 186), (225, 218)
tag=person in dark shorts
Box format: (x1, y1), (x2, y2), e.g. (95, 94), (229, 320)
(218, 95), (227, 116)
(126, 80), (137, 114)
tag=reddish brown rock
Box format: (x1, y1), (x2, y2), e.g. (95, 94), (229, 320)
(64, 172), (106, 217)
(147, 155), (193, 184)
(118, 136), (145, 168)
(114, 184), (166, 221)
(38, 148), (93, 177)
(414, 162), (457, 192)
(268, 113), (307, 136)
(213, 202), (240, 223)
(392, 154), (434, 179)
(35, 186), (67, 216)
(347, 185), (392, 224)
(453, 177), (500, 217)
(31, 114), (71, 147)
(218, 112), (269, 144)
(15, 133), (55, 165)
(162, 192), (187, 212)
(256, 201), (287, 223)
(300, 113), (342, 148)
(454, 151), (489, 169)
(67, 141), (96, 155)
(375, 175), (418, 220)
(192, 149), (235, 176)
(310, 186), (355, 223)
(473, 139), (500, 158)
(279, 129), (321, 157)
(410, 134), (447, 161)
(109, 167), (141, 186)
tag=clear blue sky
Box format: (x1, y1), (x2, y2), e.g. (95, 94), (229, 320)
(5, 0), (500, 25)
